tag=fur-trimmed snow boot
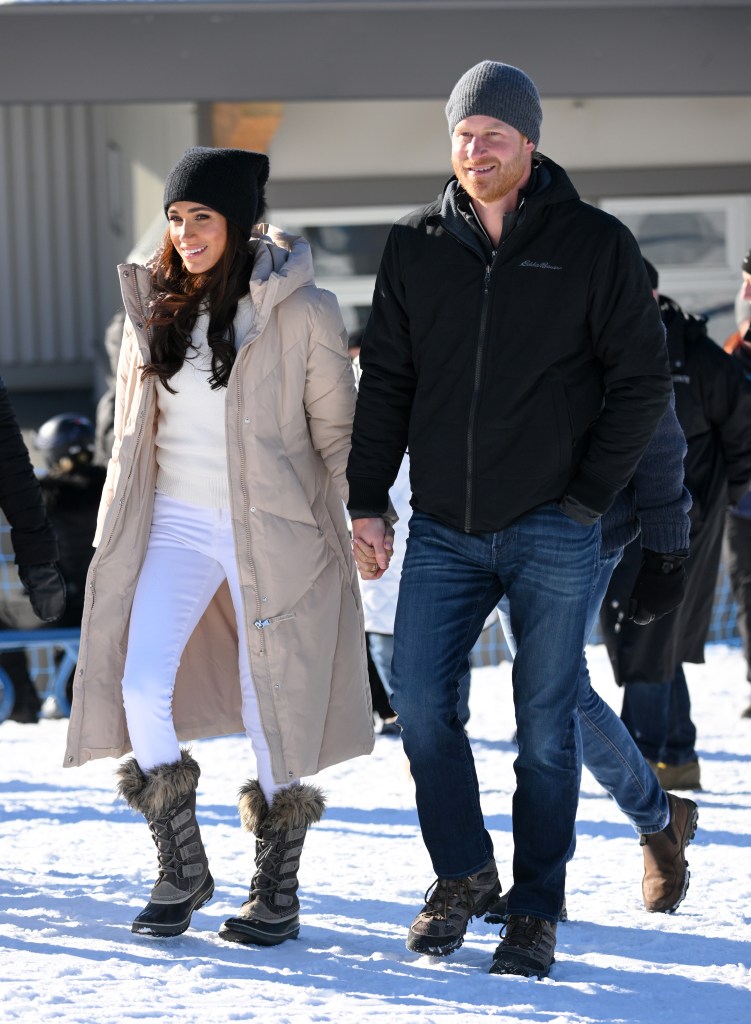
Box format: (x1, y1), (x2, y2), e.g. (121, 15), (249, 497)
(116, 749), (214, 936)
(218, 780), (325, 946)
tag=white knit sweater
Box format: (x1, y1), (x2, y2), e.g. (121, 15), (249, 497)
(155, 295), (254, 508)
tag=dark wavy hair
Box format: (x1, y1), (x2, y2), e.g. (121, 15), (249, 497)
(141, 221), (256, 392)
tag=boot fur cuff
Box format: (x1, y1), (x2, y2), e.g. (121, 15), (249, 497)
(115, 749), (200, 820)
(267, 782), (326, 831)
(238, 780), (326, 834)
(238, 779), (269, 835)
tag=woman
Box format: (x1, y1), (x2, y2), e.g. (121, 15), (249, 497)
(64, 147), (374, 944)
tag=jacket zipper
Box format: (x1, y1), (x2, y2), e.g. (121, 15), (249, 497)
(464, 256), (495, 531)
(442, 199), (524, 532)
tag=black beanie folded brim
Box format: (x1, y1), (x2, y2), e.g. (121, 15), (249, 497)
(163, 147), (270, 239)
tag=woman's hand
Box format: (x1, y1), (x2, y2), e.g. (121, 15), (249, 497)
(351, 519), (393, 579)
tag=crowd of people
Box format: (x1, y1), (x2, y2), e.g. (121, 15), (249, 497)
(3, 58), (751, 981)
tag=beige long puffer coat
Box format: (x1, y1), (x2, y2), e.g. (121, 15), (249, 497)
(64, 228), (374, 782)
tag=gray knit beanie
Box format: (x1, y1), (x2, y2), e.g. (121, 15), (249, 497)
(445, 60), (542, 145)
(163, 147), (269, 240)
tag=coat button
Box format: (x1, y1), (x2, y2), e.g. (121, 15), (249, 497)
(244, 417), (250, 423)
(123, 270), (130, 277)
(250, 506), (256, 512)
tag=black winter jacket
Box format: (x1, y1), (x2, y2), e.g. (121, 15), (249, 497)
(347, 157), (672, 533)
(601, 298), (751, 682)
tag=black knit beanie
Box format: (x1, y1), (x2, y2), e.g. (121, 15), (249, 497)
(742, 248), (751, 275)
(445, 60), (542, 145)
(163, 147), (270, 239)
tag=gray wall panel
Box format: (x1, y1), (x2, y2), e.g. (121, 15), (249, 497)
(0, 104), (111, 390)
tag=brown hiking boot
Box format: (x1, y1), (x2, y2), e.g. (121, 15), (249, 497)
(649, 759), (702, 791)
(641, 792), (698, 913)
(490, 914), (557, 978)
(406, 859), (501, 956)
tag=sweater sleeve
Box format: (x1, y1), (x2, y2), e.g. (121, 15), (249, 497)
(0, 377), (59, 565)
(565, 225), (673, 516)
(346, 226), (416, 514)
(632, 392), (692, 553)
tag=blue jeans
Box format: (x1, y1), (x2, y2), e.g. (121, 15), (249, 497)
(621, 666), (697, 765)
(368, 631), (471, 728)
(500, 551), (668, 845)
(390, 505), (599, 922)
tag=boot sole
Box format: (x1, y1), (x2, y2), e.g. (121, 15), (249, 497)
(406, 881), (502, 957)
(645, 803), (699, 914)
(218, 914), (300, 946)
(489, 952), (555, 979)
(132, 874), (215, 937)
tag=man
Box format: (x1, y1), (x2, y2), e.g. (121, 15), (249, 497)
(602, 259), (751, 788)
(346, 60), (671, 978)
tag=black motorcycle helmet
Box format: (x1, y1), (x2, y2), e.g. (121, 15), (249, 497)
(34, 413), (95, 471)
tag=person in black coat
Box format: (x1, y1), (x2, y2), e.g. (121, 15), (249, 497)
(722, 249), (751, 717)
(0, 378), (66, 722)
(600, 260), (751, 789)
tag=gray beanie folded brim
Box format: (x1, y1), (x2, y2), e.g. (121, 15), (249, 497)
(445, 60), (542, 146)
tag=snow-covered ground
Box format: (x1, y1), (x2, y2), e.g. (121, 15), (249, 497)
(1, 643), (750, 1023)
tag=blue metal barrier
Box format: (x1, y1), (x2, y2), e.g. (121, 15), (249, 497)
(0, 522), (79, 723)
(0, 626), (79, 722)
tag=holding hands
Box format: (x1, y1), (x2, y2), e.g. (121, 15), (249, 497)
(351, 517), (394, 580)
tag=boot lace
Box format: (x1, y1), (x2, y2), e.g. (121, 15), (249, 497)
(249, 835), (284, 899)
(502, 914), (546, 949)
(422, 877), (474, 920)
(147, 817), (183, 883)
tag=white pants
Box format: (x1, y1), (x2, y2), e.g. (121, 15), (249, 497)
(122, 492), (295, 803)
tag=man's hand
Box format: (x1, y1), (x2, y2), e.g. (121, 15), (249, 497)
(18, 562), (67, 623)
(351, 517), (394, 580)
(627, 549), (687, 626)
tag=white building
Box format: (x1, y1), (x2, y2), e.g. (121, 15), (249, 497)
(0, 0), (749, 392)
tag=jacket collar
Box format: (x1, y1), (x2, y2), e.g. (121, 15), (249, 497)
(434, 153), (574, 258)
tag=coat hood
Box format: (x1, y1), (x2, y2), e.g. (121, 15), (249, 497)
(118, 226), (316, 354)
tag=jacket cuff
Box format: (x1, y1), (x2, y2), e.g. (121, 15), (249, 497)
(347, 477), (391, 517)
(565, 470), (617, 518)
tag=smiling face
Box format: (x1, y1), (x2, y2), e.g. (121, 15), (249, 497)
(167, 201), (228, 274)
(451, 115), (534, 206)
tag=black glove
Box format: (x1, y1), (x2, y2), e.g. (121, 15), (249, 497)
(627, 549), (687, 626)
(18, 562), (67, 623)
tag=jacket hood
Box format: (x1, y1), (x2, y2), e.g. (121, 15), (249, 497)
(248, 225), (316, 327)
(117, 225), (316, 355)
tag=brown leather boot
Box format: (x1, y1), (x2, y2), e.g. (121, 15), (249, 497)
(641, 792), (698, 913)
